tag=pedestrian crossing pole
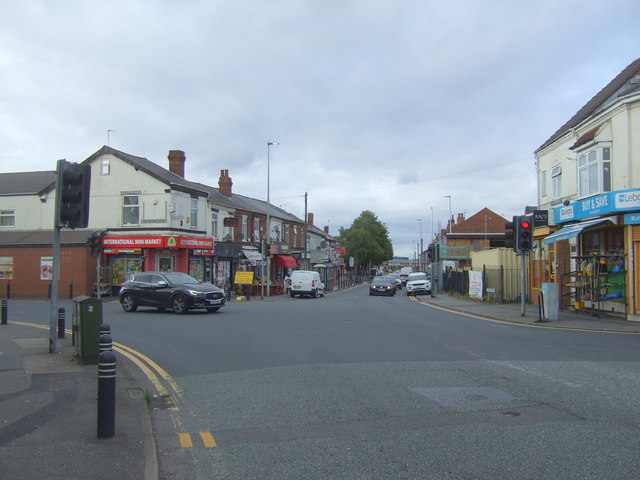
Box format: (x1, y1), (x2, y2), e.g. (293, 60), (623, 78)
(520, 253), (527, 316)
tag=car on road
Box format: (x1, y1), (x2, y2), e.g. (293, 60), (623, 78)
(390, 273), (403, 290)
(119, 271), (226, 314)
(406, 272), (431, 296)
(290, 270), (325, 298)
(369, 275), (397, 296)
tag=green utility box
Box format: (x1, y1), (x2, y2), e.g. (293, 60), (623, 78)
(72, 295), (103, 365)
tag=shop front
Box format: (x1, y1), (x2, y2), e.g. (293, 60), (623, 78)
(102, 234), (214, 293)
(545, 188), (640, 320)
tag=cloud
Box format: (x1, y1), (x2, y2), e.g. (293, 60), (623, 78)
(1, 0), (639, 257)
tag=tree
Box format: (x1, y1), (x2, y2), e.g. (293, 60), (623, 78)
(338, 211), (393, 272)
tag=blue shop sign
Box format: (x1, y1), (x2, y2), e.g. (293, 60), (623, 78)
(624, 213), (640, 225)
(554, 188), (640, 223)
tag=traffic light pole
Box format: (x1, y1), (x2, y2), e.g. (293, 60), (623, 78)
(520, 253), (527, 316)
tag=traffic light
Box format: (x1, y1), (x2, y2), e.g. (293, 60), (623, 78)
(516, 215), (533, 253)
(426, 243), (435, 262)
(504, 216), (516, 251)
(55, 160), (91, 229)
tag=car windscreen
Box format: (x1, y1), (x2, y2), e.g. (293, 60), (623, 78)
(373, 277), (393, 284)
(162, 272), (200, 285)
(408, 273), (427, 281)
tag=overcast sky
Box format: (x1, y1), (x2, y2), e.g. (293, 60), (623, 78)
(1, 1), (639, 258)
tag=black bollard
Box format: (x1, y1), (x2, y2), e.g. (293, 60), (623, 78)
(99, 334), (113, 354)
(1, 299), (7, 325)
(99, 323), (111, 336)
(6, 280), (10, 299)
(97, 350), (116, 438)
(57, 307), (65, 338)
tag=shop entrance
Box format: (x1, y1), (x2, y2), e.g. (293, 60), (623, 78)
(156, 255), (175, 272)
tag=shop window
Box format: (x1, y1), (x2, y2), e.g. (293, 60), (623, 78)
(122, 195), (139, 225)
(540, 170), (547, 197)
(253, 217), (260, 242)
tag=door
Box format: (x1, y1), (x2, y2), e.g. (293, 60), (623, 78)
(156, 255), (175, 272)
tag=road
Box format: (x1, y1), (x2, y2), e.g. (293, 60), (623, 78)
(17, 286), (640, 479)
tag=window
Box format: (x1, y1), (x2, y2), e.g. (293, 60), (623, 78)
(211, 209), (219, 239)
(253, 217), (260, 242)
(551, 165), (562, 200)
(578, 146), (611, 198)
(283, 224), (290, 244)
(540, 171), (547, 197)
(122, 195), (139, 225)
(190, 198), (198, 228)
(101, 158), (110, 175)
(242, 215), (248, 241)
(0, 210), (15, 227)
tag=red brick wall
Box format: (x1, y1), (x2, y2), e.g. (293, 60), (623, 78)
(0, 246), (96, 298)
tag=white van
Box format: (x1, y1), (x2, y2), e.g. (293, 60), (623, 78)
(289, 270), (325, 298)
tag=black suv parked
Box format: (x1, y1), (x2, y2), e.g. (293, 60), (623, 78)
(119, 271), (225, 314)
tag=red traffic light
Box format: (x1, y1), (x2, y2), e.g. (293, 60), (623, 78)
(520, 220), (530, 229)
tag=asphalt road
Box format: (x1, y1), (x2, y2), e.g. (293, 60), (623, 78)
(14, 287), (640, 479)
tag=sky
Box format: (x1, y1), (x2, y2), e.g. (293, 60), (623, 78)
(1, 1), (639, 258)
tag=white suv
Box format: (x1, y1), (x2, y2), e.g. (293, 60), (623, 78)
(406, 272), (431, 296)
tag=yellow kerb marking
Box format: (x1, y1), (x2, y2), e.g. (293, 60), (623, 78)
(199, 431), (218, 448)
(178, 433), (193, 448)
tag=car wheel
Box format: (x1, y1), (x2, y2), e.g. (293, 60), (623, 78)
(290, 291), (296, 298)
(206, 307), (220, 313)
(312, 290), (317, 298)
(406, 290), (411, 296)
(172, 294), (188, 314)
(121, 293), (137, 312)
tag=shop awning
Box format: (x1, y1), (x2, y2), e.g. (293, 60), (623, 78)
(543, 216), (617, 245)
(242, 247), (263, 262)
(274, 255), (298, 268)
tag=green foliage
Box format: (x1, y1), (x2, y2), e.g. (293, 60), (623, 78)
(338, 211), (393, 269)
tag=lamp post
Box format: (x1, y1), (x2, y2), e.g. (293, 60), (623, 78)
(444, 195), (452, 233)
(416, 218), (423, 272)
(266, 141), (279, 296)
(430, 206), (434, 242)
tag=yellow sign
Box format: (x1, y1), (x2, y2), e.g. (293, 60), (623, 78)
(234, 271), (254, 285)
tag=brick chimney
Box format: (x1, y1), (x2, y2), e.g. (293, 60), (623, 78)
(218, 169), (233, 197)
(168, 150), (186, 177)
(457, 213), (465, 224)
(307, 213), (314, 226)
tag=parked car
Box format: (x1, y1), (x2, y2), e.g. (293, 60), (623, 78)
(369, 275), (397, 296)
(290, 270), (325, 298)
(406, 272), (431, 296)
(119, 271), (226, 314)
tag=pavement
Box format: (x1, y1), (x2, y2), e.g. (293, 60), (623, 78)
(1, 291), (639, 479)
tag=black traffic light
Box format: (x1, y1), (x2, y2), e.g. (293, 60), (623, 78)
(87, 231), (102, 256)
(426, 243), (435, 262)
(504, 216), (516, 251)
(516, 215), (533, 253)
(55, 160), (91, 229)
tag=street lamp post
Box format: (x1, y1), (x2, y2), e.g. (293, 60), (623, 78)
(416, 218), (423, 271)
(444, 195), (452, 233)
(266, 141), (279, 296)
